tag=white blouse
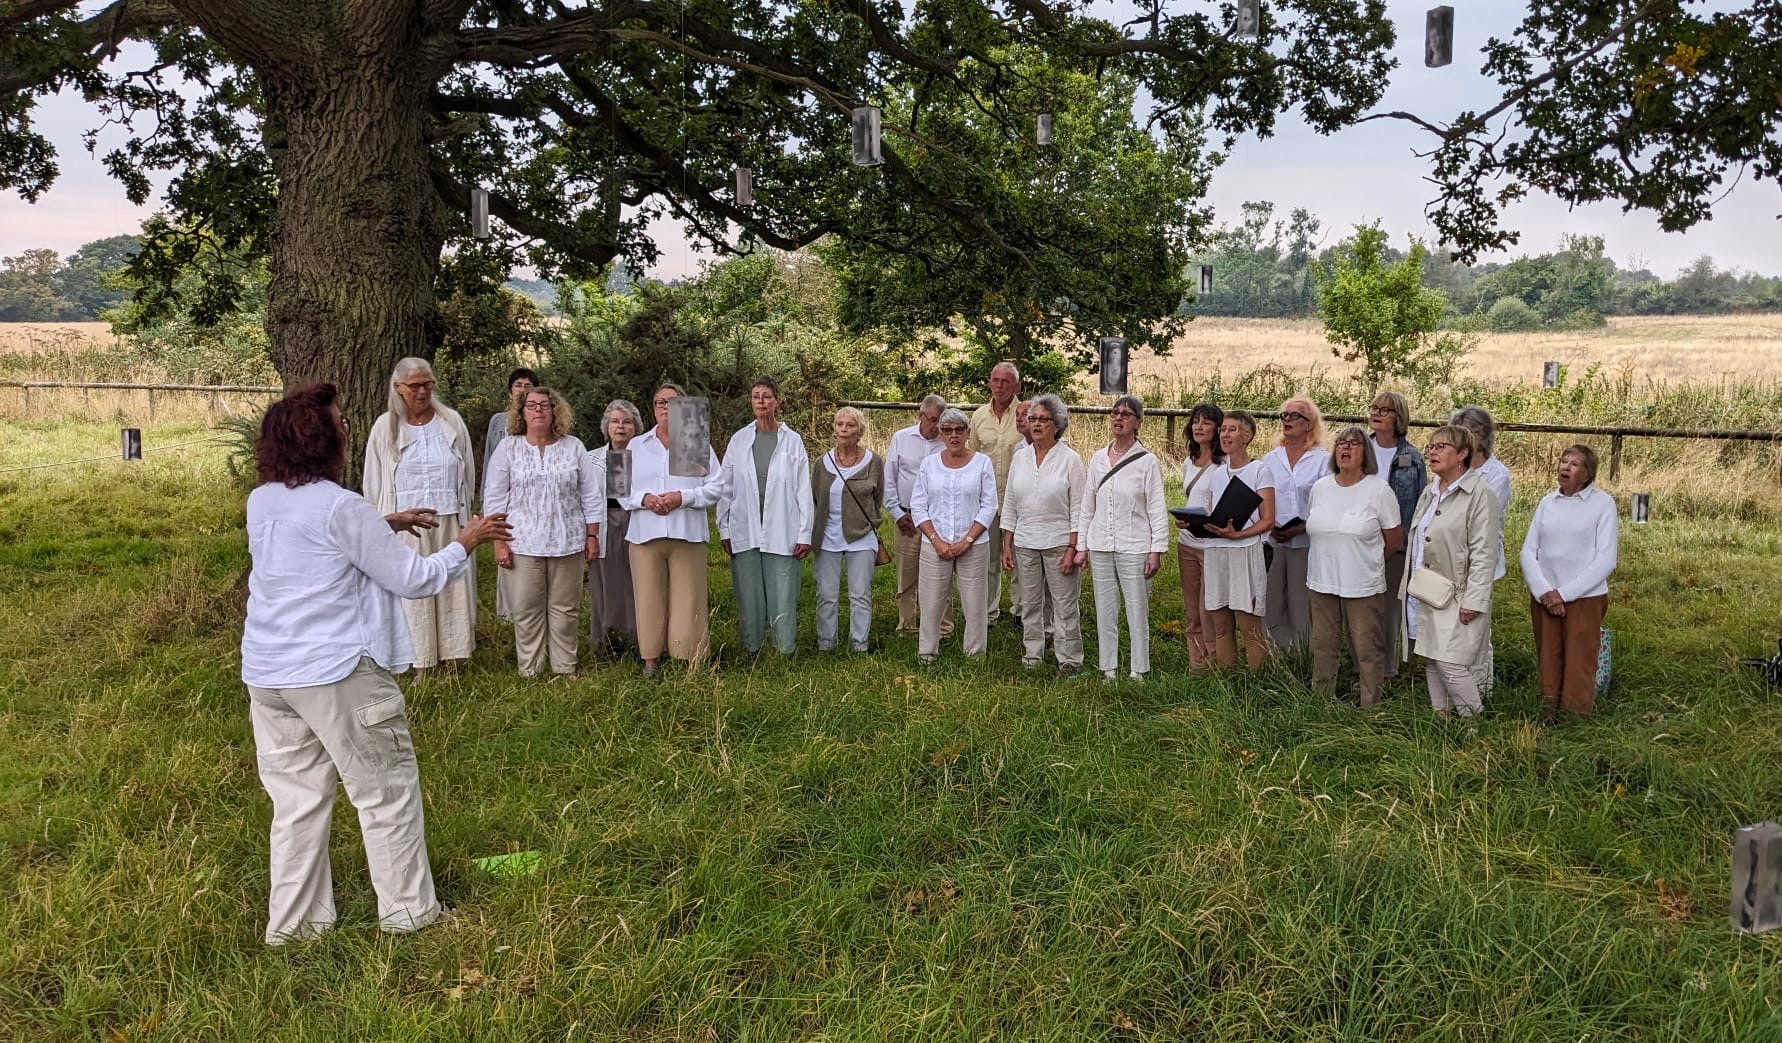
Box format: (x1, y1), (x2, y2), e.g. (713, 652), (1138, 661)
(1476, 455), (1513, 580)
(1078, 444), (1170, 555)
(484, 436), (603, 558)
(617, 428), (726, 544)
(1176, 456), (1217, 548)
(394, 417), (461, 515)
(1519, 485), (1618, 602)
(910, 452), (998, 544)
(242, 481), (470, 688)
(1002, 442), (1085, 550)
(1263, 445), (1330, 550)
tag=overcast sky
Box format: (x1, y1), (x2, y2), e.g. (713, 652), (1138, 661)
(4, 0), (1777, 279)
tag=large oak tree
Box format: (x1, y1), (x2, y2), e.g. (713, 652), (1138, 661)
(2, 0), (1776, 447)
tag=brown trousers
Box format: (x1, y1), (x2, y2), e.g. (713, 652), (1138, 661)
(1209, 607), (1269, 671)
(1530, 594), (1607, 715)
(510, 552), (585, 676)
(628, 538), (710, 663)
(1308, 590), (1389, 706)
(1175, 543), (1217, 670)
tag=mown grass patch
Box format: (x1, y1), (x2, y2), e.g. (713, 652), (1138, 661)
(3, 421), (1782, 1041)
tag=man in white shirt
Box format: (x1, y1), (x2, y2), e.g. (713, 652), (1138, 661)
(885, 394), (948, 633)
(969, 362), (1024, 625)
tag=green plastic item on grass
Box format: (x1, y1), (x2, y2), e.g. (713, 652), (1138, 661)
(474, 851), (543, 879)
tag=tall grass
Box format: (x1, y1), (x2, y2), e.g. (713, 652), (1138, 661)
(4, 420), (1782, 1041)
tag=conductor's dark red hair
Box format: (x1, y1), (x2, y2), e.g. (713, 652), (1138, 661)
(256, 382), (346, 488)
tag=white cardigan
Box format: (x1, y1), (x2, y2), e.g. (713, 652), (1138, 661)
(362, 406), (476, 520)
(716, 423), (815, 556)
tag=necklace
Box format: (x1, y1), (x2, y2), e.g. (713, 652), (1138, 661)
(835, 444), (863, 467)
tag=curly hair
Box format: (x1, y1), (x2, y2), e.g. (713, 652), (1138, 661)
(506, 386), (575, 438)
(257, 383), (345, 488)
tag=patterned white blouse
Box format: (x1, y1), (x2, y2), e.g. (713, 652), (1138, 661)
(484, 435), (603, 558)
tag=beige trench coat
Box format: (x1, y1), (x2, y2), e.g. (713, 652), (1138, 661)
(1397, 468), (1500, 665)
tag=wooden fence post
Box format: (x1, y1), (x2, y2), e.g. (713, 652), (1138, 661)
(1609, 433), (1624, 481)
(1166, 413), (1177, 449)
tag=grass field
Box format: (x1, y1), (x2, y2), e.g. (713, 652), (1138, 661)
(5, 419), (1782, 1041)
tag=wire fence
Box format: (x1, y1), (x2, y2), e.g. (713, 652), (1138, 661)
(840, 400), (1782, 481)
(0, 380), (282, 423)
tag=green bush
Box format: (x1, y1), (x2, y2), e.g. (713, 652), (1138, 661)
(1485, 296), (1542, 332)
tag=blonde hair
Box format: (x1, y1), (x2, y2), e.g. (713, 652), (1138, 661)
(1370, 391), (1411, 438)
(1277, 396), (1325, 448)
(1429, 424), (1476, 468)
(507, 386), (574, 439)
(834, 405), (871, 441)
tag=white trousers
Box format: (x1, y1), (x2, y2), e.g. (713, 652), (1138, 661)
(1014, 545), (1083, 667)
(919, 539), (989, 658)
(1426, 658), (1484, 717)
(247, 658), (440, 944)
(1090, 550), (1152, 677)
(815, 548), (876, 651)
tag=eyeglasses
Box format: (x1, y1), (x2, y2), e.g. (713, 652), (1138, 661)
(1280, 410), (1307, 422)
(1334, 438), (1366, 449)
(524, 401), (555, 412)
(653, 398), (675, 408)
(1367, 405), (1393, 416)
(939, 425), (968, 435)
(398, 380), (435, 392)
(1109, 409), (1138, 419)
(1028, 415), (1055, 426)
(1427, 440), (1455, 452)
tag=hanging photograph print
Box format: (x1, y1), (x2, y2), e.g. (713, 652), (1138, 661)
(470, 187), (491, 238)
(1542, 360), (1560, 388)
(120, 427), (142, 461)
(1099, 337), (1129, 396)
(1199, 264), (1214, 294)
(1233, 0), (1260, 40)
(667, 397), (713, 478)
(851, 106), (883, 167)
(606, 448), (633, 499)
(1036, 113), (1053, 145)
(735, 166), (752, 207)
(1425, 6), (1454, 68)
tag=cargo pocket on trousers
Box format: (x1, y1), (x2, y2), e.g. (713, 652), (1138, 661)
(352, 691), (413, 771)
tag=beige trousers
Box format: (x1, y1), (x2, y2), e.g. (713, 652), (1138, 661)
(919, 539), (989, 658)
(1175, 543), (1217, 670)
(629, 538), (710, 663)
(1309, 589), (1388, 706)
(247, 658), (439, 945)
(1014, 545), (1083, 667)
(896, 524), (952, 636)
(510, 552), (584, 675)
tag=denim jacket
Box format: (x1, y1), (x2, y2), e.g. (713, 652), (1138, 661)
(1380, 438), (1426, 533)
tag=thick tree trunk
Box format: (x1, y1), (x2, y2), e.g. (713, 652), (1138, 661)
(263, 33), (446, 484)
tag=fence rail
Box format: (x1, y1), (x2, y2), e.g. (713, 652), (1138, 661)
(841, 400), (1782, 481)
(0, 379), (283, 423)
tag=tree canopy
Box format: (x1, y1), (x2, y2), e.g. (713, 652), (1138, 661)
(2, 0), (1778, 450)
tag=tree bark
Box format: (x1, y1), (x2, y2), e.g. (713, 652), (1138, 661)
(261, 14), (447, 484)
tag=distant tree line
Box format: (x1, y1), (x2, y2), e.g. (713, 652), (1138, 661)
(1186, 201), (1782, 329)
(0, 236), (141, 322)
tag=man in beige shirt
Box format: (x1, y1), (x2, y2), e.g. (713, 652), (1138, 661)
(968, 361), (1023, 625)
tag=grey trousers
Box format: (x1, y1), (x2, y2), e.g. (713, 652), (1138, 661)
(1014, 545), (1083, 667)
(588, 506), (636, 648)
(815, 548), (876, 651)
(731, 549), (801, 654)
(1265, 543), (1312, 649)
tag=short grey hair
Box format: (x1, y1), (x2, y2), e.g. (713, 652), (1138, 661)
(918, 393), (947, 416)
(1029, 393), (1070, 435)
(938, 407), (970, 429)
(1329, 426), (1377, 475)
(1449, 405), (1496, 459)
(990, 361), (1021, 384)
(1113, 394), (1144, 421)
(603, 399), (643, 439)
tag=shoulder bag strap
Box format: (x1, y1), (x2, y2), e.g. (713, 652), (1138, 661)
(1097, 446), (1150, 492)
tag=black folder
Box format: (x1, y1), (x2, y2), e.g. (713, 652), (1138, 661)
(1186, 475), (1262, 539)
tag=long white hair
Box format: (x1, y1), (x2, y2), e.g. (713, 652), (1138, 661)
(384, 356), (457, 449)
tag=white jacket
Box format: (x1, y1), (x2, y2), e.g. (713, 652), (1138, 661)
(717, 423), (815, 556)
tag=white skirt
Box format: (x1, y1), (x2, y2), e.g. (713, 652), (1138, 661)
(1202, 542), (1268, 615)
(400, 514), (477, 666)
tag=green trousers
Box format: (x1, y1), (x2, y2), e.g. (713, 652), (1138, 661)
(731, 549), (802, 654)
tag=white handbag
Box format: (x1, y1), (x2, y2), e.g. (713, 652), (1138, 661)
(1407, 566), (1456, 609)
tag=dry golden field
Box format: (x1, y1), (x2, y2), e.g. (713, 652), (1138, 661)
(1135, 313), (1782, 385)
